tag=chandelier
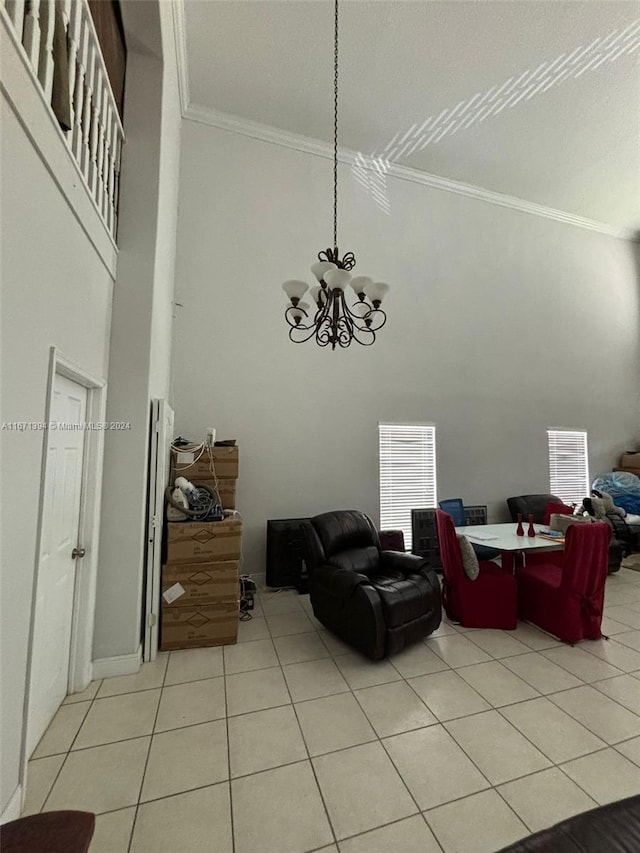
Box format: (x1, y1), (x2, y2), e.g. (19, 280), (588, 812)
(281, 0), (390, 349)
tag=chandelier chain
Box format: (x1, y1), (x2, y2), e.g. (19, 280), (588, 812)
(333, 0), (339, 252)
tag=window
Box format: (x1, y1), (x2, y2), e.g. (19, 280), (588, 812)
(547, 429), (590, 504)
(379, 423), (437, 546)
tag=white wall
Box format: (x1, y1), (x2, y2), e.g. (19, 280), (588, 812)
(0, 97), (114, 813)
(172, 122), (640, 579)
(0, 0), (180, 812)
(93, 1), (181, 661)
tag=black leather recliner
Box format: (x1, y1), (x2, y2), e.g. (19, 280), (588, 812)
(303, 510), (442, 660)
(506, 494), (623, 573)
(497, 793), (640, 852)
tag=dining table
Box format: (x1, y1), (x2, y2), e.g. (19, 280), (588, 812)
(454, 522), (565, 572)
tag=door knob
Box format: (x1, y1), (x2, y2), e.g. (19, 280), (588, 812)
(72, 547), (86, 559)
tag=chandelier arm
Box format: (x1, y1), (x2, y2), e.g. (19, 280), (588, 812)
(289, 325), (321, 344)
(366, 308), (387, 331)
(336, 307), (375, 346)
(350, 327), (376, 346)
(316, 316), (333, 347)
(284, 304), (313, 329)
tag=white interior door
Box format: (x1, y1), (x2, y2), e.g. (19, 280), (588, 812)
(27, 374), (87, 756)
(144, 399), (174, 662)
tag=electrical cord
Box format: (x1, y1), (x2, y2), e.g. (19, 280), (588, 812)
(170, 439), (223, 508)
(164, 483), (218, 519)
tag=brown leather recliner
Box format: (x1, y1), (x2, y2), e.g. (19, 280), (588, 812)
(303, 510), (441, 660)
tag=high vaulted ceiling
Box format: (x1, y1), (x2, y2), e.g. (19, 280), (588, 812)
(181, 1), (640, 236)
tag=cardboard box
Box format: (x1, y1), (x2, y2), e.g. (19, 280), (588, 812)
(160, 600), (238, 650)
(620, 453), (640, 470)
(162, 561), (239, 607)
(166, 519), (242, 564)
(216, 479), (236, 510)
(172, 445), (239, 481)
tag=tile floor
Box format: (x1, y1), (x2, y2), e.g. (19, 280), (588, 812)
(23, 567), (640, 853)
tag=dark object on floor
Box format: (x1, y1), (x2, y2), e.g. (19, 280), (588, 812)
(436, 509), (517, 629)
(506, 493), (623, 573)
(439, 498), (500, 561)
(517, 522), (611, 644)
(496, 793), (640, 852)
(303, 510), (441, 660)
(1, 810), (95, 853)
(239, 576), (256, 614)
(411, 508), (441, 568)
(266, 518), (311, 592)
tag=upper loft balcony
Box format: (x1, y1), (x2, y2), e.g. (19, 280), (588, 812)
(2, 0), (125, 244)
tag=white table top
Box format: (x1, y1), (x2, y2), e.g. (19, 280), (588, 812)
(455, 523), (564, 552)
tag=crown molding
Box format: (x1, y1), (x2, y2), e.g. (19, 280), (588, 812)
(172, 1), (636, 243)
(183, 104), (636, 242)
(172, 0), (190, 115)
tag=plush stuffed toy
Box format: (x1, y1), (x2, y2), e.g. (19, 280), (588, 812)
(593, 489), (627, 518)
(585, 491), (627, 519)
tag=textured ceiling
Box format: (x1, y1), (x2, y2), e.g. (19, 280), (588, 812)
(182, 1), (640, 234)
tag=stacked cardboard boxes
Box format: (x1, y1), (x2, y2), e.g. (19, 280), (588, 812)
(170, 444), (238, 509)
(161, 443), (241, 650)
(614, 452), (640, 478)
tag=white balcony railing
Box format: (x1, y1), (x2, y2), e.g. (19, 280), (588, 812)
(3, 0), (124, 241)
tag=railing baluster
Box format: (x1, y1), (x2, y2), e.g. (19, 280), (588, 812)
(106, 108), (117, 233)
(71, 9), (87, 163)
(5, 0), (26, 39)
(22, 0), (42, 73)
(97, 92), (109, 216)
(91, 63), (107, 209)
(88, 57), (101, 196)
(37, 0), (54, 101)
(65, 0), (81, 143)
(104, 104), (116, 231)
(81, 38), (95, 180)
(112, 126), (122, 236)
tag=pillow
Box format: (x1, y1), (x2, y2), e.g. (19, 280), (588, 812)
(543, 501), (574, 524)
(457, 534), (480, 580)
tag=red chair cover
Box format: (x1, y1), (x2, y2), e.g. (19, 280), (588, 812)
(435, 509), (517, 629)
(543, 501), (575, 525)
(517, 522), (611, 643)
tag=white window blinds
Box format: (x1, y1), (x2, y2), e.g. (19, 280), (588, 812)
(379, 423), (437, 545)
(547, 429), (590, 504)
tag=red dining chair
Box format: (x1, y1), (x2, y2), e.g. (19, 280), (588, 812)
(435, 509), (517, 629)
(516, 522), (611, 644)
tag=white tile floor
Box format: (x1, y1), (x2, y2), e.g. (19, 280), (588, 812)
(24, 567), (640, 853)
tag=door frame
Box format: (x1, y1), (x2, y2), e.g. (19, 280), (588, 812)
(21, 348), (107, 784)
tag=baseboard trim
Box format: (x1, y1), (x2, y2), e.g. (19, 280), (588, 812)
(1, 784), (22, 824)
(92, 646), (142, 680)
